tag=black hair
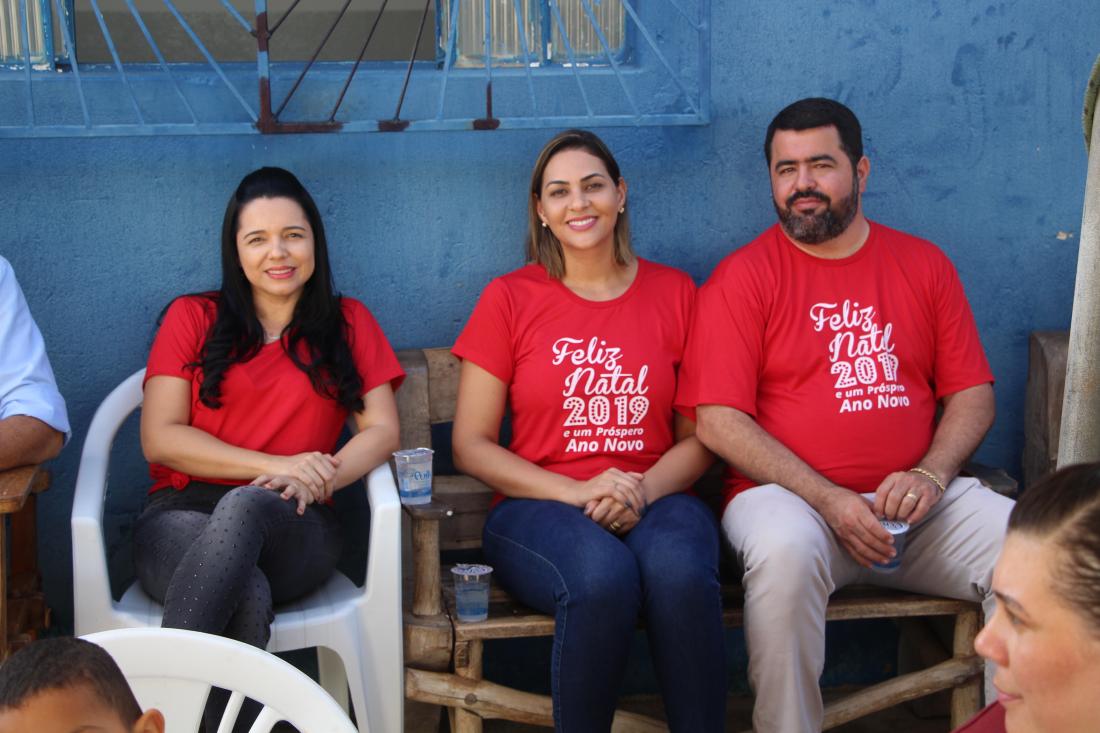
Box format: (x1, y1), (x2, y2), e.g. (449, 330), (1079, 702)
(527, 129), (633, 279)
(0, 637), (142, 723)
(192, 166), (364, 413)
(764, 97), (864, 169)
(1009, 463), (1100, 633)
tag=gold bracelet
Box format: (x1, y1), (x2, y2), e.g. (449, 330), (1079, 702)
(908, 467), (946, 493)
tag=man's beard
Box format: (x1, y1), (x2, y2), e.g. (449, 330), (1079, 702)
(774, 176), (859, 245)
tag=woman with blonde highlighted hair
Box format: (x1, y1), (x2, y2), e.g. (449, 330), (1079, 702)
(452, 130), (726, 732)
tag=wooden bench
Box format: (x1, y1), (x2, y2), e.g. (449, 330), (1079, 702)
(397, 347), (988, 732)
(0, 464), (51, 660)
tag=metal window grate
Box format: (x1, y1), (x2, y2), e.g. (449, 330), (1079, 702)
(0, 0), (709, 137)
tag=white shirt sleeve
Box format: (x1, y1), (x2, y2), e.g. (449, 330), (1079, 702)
(0, 256), (71, 440)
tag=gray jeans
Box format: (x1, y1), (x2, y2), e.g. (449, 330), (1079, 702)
(133, 482), (343, 647)
(133, 483), (343, 732)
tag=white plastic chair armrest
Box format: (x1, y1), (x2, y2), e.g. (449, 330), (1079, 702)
(71, 369), (145, 635)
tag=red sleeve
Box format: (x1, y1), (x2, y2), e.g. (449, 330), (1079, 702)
(344, 299), (405, 393)
(452, 278), (515, 385)
(675, 257), (768, 419)
(145, 296), (211, 384)
(930, 254), (994, 398)
(951, 703), (1005, 733)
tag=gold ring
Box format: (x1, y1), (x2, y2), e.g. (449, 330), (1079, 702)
(610, 521), (622, 531)
(904, 491), (919, 501)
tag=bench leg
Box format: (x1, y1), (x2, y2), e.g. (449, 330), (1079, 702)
(450, 640), (484, 733)
(951, 608), (982, 727)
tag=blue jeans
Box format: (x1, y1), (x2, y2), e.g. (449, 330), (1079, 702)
(483, 493), (726, 733)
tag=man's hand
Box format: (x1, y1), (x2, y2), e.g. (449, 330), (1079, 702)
(818, 488), (895, 568)
(873, 470), (942, 524)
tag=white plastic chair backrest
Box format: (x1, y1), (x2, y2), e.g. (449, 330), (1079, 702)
(71, 369), (146, 635)
(82, 628), (356, 733)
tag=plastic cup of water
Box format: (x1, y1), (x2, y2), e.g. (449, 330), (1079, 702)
(392, 448), (434, 505)
(451, 564), (492, 623)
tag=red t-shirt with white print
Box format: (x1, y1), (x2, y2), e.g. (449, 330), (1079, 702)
(453, 259), (694, 496)
(675, 221), (992, 507)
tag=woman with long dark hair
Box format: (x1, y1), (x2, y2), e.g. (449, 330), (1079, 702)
(452, 130), (727, 732)
(132, 167), (402, 691)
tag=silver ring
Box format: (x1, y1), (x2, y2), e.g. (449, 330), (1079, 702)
(610, 521), (622, 531)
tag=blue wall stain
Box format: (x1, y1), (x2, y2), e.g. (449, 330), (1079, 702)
(1, 2), (1097, 686)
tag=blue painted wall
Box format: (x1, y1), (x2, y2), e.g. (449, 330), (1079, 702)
(2, 1), (1096, 644)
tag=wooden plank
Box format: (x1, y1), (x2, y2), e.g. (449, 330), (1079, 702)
(403, 612), (454, 671)
(820, 656), (982, 730)
(0, 519), (6, 660)
(452, 640), (484, 733)
(403, 500), (455, 522)
(408, 668), (669, 731)
(412, 515), (445, 617)
(397, 349), (432, 451)
(435, 476), (494, 550)
(950, 609), (983, 727)
(1023, 331), (1069, 488)
(407, 667), (554, 726)
(0, 465), (39, 514)
(425, 348), (462, 424)
(444, 579), (977, 642)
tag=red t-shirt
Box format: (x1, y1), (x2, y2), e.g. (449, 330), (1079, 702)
(453, 258), (695, 499)
(145, 295), (404, 492)
(952, 703), (1006, 733)
(675, 222), (992, 506)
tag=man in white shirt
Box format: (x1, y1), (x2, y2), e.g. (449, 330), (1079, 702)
(0, 255), (70, 470)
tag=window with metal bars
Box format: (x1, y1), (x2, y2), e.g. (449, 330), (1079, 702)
(438, 0), (626, 68)
(2, 0), (623, 67)
(0, 0), (707, 135)
(1, 0), (59, 67)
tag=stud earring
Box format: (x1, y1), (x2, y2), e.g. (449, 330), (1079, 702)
(541, 221), (548, 228)
(619, 206), (625, 214)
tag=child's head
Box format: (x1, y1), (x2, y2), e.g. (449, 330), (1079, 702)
(0, 637), (164, 733)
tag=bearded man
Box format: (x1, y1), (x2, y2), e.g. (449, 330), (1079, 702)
(676, 97), (1014, 733)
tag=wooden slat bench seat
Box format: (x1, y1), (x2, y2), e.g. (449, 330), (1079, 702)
(0, 464), (51, 660)
(397, 347), (985, 732)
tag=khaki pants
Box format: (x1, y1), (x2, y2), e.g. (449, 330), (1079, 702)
(722, 478), (1013, 733)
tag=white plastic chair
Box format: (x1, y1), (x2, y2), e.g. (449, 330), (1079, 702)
(72, 369), (403, 733)
(82, 627), (358, 733)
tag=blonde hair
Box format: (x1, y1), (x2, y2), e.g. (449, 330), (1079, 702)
(526, 129), (633, 279)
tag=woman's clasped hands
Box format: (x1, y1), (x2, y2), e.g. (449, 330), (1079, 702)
(578, 467), (646, 535)
(253, 451), (342, 514)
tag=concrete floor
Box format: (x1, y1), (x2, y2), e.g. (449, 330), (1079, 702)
(405, 693), (951, 732)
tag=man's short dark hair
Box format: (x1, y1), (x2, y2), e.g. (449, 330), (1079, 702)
(764, 97), (863, 169)
(0, 637), (142, 723)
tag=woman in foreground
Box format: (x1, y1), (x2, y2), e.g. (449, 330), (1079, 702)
(953, 462), (1100, 733)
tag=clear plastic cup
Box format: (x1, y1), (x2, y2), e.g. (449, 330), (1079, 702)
(392, 448), (434, 505)
(451, 564), (492, 623)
